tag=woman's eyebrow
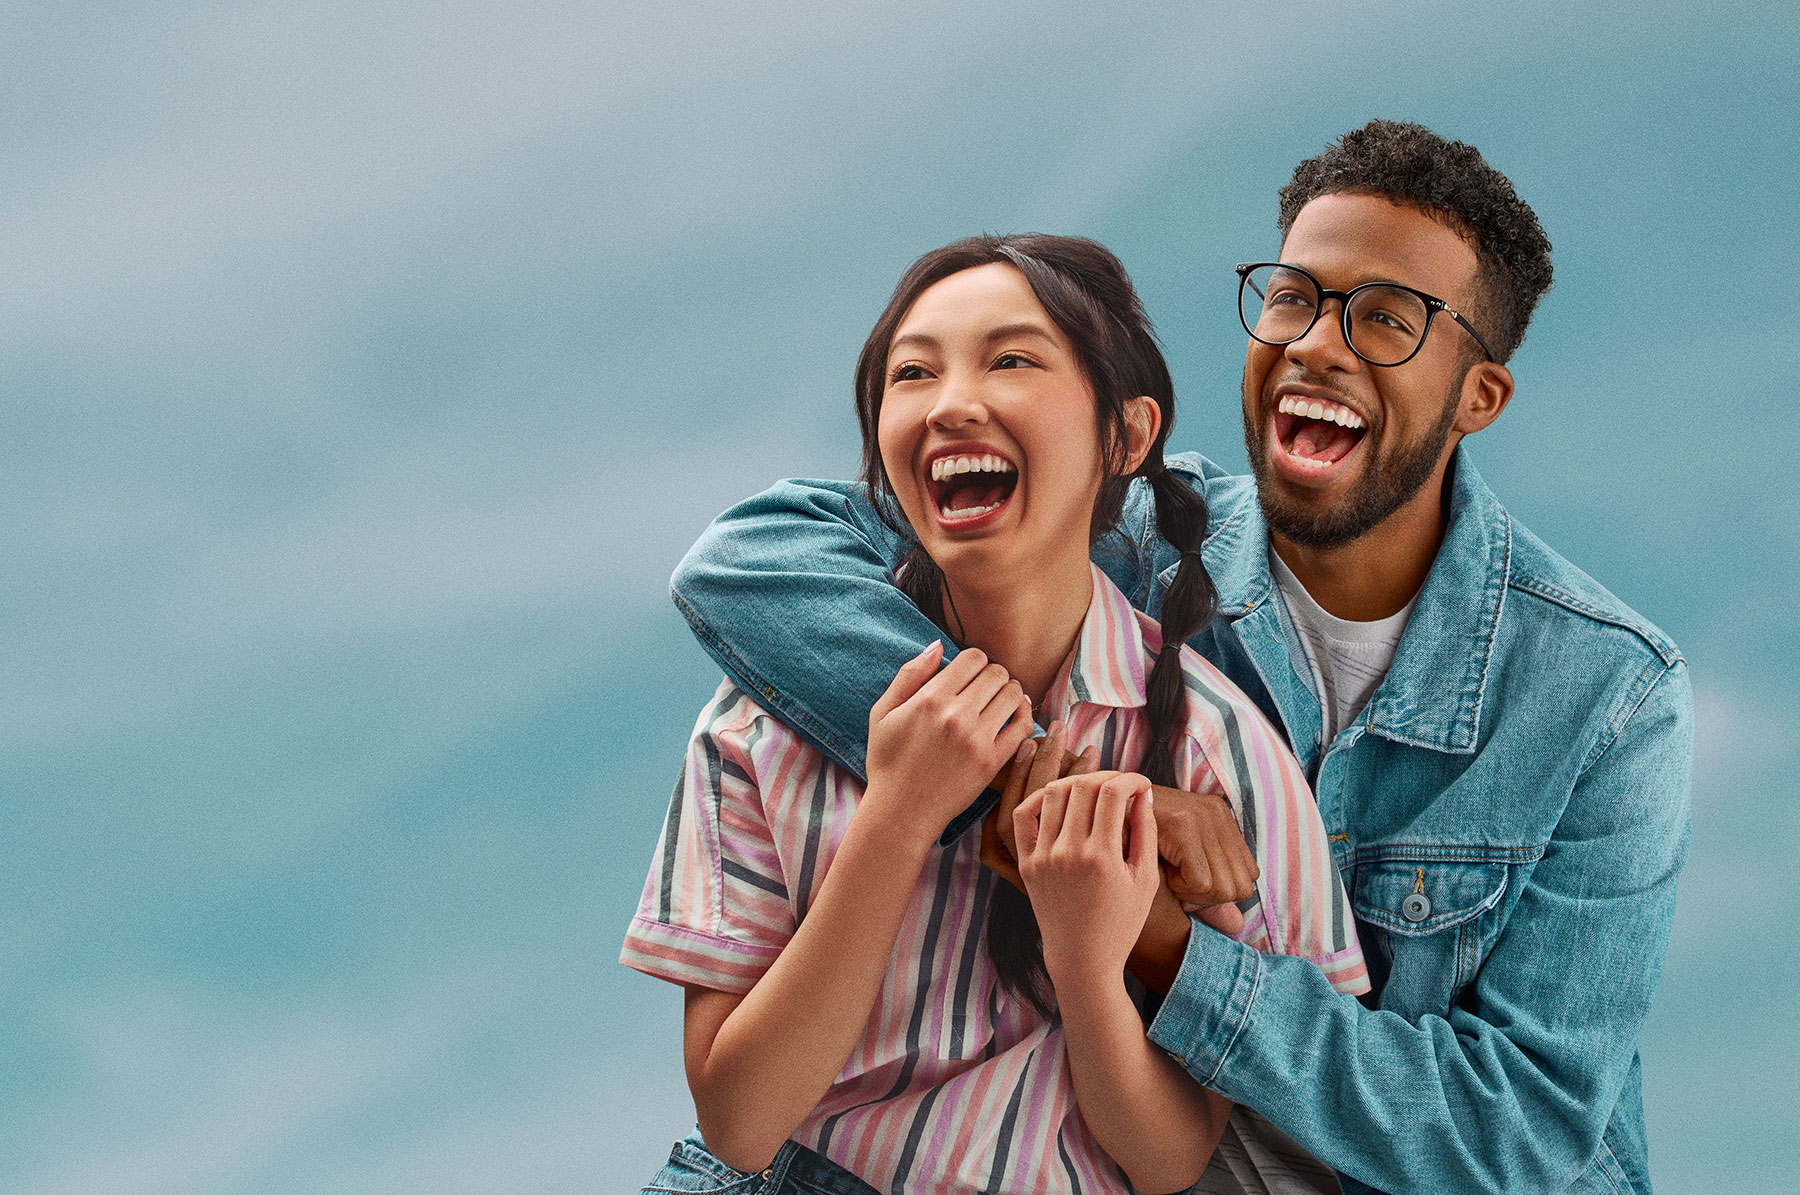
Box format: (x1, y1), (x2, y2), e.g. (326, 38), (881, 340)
(888, 321), (1058, 359)
(888, 331), (939, 355)
(980, 322), (1058, 345)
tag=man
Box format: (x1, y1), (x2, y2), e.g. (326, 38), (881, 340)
(668, 121), (1691, 1194)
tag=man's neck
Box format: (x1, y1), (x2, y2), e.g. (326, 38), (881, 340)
(946, 557), (1093, 706)
(1270, 475), (1449, 622)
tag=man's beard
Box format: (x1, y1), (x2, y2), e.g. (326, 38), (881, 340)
(1242, 378), (1461, 551)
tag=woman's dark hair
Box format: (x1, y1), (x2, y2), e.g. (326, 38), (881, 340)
(854, 234), (1216, 1015)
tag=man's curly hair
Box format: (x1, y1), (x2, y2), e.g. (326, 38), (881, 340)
(1278, 120), (1553, 364)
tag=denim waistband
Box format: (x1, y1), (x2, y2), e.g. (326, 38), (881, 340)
(766, 1137), (881, 1195)
(642, 1131), (881, 1195)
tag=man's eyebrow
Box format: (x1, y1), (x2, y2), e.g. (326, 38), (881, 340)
(1285, 262), (1410, 289)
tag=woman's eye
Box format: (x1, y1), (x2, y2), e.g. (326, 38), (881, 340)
(890, 364), (928, 383)
(993, 353), (1032, 370)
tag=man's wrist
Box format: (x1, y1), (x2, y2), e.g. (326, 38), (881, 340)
(1145, 923), (1262, 1088)
(1126, 889), (1194, 994)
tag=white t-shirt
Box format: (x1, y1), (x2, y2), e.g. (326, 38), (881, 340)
(1269, 550), (1418, 748)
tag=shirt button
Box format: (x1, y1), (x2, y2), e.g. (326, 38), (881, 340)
(1401, 893), (1432, 922)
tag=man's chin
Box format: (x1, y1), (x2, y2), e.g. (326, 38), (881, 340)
(1259, 492), (1369, 551)
(1248, 451), (1369, 550)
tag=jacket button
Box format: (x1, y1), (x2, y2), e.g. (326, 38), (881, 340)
(1401, 892), (1431, 922)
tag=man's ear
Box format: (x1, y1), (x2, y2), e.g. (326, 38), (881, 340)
(1455, 362), (1514, 436)
(1121, 396), (1163, 473)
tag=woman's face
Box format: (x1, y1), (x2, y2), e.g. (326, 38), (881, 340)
(878, 262), (1145, 589)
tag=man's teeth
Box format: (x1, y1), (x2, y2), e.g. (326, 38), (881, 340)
(1276, 395), (1366, 429)
(929, 454), (1017, 482)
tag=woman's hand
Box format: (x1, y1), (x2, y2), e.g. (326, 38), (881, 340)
(863, 640), (1035, 841)
(1014, 770), (1160, 985)
(979, 721), (1098, 892)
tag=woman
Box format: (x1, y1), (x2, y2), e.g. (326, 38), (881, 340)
(623, 235), (1366, 1194)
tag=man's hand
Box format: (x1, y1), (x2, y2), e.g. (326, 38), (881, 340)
(980, 724), (1255, 937)
(1152, 789), (1259, 914)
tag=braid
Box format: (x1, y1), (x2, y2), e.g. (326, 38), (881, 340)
(1140, 466), (1217, 789)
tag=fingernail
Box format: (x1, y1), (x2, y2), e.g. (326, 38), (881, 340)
(1016, 741), (1034, 762)
(918, 639), (941, 657)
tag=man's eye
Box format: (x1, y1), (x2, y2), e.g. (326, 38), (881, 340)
(1268, 289), (1314, 308)
(1362, 308), (1414, 334)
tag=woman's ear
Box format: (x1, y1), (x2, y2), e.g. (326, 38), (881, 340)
(1121, 396), (1162, 474)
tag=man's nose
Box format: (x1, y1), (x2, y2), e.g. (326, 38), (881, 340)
(1284, 297), (1362, 372)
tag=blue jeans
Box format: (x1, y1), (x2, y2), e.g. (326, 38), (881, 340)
(641, 1131), (880, 1195)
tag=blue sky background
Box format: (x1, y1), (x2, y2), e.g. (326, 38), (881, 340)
(3, 3), (1794, 1191)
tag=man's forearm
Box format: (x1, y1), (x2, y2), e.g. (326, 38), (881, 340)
(1147, 665), (1693, 1195)
(671, 479), (933, 778)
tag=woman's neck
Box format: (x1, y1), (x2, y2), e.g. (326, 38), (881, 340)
(942, 555), (1094, 706)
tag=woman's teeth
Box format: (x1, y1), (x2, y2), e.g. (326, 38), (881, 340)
(941, 500), (1004, 521)
(1276, 395), (1365, 428)
(930, 454), (1016, 482)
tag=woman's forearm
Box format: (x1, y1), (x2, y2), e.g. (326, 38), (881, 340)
(1054, 971), (1229, 1194)
(685, 794), (931, 1170)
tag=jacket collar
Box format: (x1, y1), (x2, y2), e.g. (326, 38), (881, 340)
(1201, 446), (1511, 754)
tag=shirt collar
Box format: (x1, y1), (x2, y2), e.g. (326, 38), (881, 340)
(1041, 563), (1150, 716)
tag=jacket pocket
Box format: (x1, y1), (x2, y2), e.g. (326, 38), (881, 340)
(1350, 853), (1514, 1013)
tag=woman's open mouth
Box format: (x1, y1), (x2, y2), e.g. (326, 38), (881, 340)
(1271, 394), (1368, 476)
(926, 451), (1018, 526)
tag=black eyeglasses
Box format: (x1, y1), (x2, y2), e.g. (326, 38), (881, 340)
(1235, 262), (1496, 367)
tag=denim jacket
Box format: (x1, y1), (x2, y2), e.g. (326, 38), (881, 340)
(669, 447), (1692, 1195)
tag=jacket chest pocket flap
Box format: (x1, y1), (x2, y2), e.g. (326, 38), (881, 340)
(1352, 856), (1509, 938)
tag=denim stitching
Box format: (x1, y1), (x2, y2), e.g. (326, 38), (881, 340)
(1506, 575), (1682, 667)
(1579, 657), (1677, 775)
(672, 588), (867, 777)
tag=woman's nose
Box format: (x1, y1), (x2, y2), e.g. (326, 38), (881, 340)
(926, 374), (989, 428)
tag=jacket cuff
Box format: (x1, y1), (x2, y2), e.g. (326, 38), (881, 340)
(1146, 922), (1263, 1086)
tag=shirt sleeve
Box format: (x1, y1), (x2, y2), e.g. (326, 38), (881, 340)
(1176, 659), (1369, 996)
(620, 681), (797, 993)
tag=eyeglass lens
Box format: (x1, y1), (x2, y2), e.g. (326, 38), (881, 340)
(1240, 264), (1432, 367)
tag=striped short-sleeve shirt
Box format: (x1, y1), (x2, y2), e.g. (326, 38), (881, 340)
(623, 565), (1367, 1193)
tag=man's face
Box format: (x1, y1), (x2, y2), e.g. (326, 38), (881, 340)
(1241, 192), (1485, 550)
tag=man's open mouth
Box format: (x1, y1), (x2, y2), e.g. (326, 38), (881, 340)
(927, 452), (1018, 522)
(1273, 395), (1368, 470)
